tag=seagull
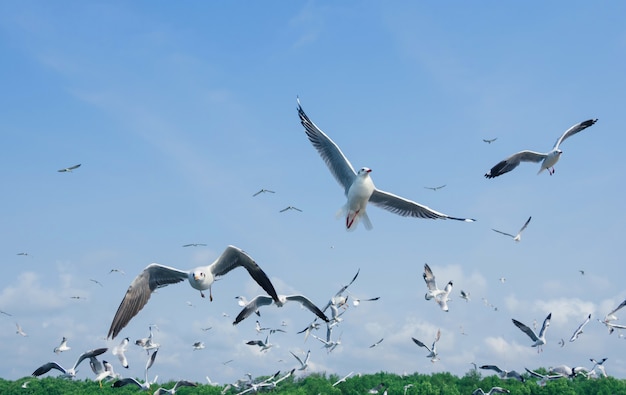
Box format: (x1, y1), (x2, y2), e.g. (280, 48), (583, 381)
(193, 341), (205, 350)
(484, 118), (598, 178)
(472, 387), (510, 395)
(479, 365), (525, 382)
(369, 338), (384, 348)
(483, 138), (498, 144)
(512, 313), (551, 351)
(21, 381), (30, 388)
(297, 320), (321, 342)
(603, 299), (626, 323)
(290, 349), (310, 370)
(109, 269), (125, 275)
(15, 322), (27, 336)
(153, 380), (197, 395)
(332, 371), (354, 386)
(422, 263), (453, 311)
(549, 364), (589, 378)
(57, 164), (81, 173)
(297, 98), (476, 230)
(32, 347), (108, 378)
(182, 243), (207, 247)
(53, 337), (71, 354)
(311, 325), (342, 353)
(460, 290), (470, 302)
(590, 358), (608, 378)
(91, 358), (119, 387)
(558, 338), (565, 347)
(112, 337), (129, 368)
(107, 245), (280, 339)
(492, 216), (532, 242)
(89, 278), (104, 287)
(232, 294), (329, 325)
(347, 292), (380, 307)
(570, 313), (592, 342)
(112, 349), (158, 390)
(412, 329), (441, 362)
(246, 334), (273, 352)
(253, 189), (275, 197)
(424, 184), (446, 191)
(524, 367), (565, 386)
(322, 268), (360, 312)
(16, 252), (29, 256)
(0, 310), (12, 316)
(279, 206), (302, 213)
(135, 325), (160, 353)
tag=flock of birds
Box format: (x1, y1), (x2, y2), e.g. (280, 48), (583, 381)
(6, 97), (616, 394)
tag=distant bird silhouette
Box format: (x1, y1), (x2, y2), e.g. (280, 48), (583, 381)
(279, 206), (302, 213)
(57, 164), (81, 173)
(253, 189), (275, 197)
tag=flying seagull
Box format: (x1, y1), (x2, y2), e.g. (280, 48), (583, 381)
(182, 243), (207, 247)
(524, 367), (565, 386)
(253, 189), (275, 197)
(424, 184), (446, 191)
(57, 164), (81, 173)
(331, 371), (354, 387)
(570, 313), (592, 342)
(112, 337), (129, 368)
(233, 294), (329, 325)
(153, 380), (197, 395)
(512, 312), (551, 351)
(369, 338), (384, 348)
(485, 119), (598, 178)
(472, 387), (510, 395)
(15, 322), (27, 336)
(279, 206), (302, 213)
(53, 337), (71, 354)
(297, 97), (475, 230)
(112, 349), (158, 390)
(423, 263), (453, 311)
(483, 138), (498, 144)
(107, 245), (280, 339)
(492, 216), (532, 242)
(290, 349), (311, 371)
(412, 329), (441, 362)
(460, 290), (470, 302)
(32, 347), (108, 378)
(479, 365), (525, 382)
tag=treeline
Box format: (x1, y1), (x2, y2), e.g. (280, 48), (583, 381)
(2, 369), (626, 395)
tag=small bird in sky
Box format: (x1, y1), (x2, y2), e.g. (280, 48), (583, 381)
(569, 313), (592, 342)
(369, 338), (384, 348)
(279, 206), (302, 213)
(424, 185), (446, 191)
(57, 164), (81, 173)
(253, 189), (275, 197)
(492, 216), (532, 242)
(483, 138), (498, 144)
(182, 243), (207, 247)
(16, 252), (29, 256)
(53, 337), (71, 354)
(16, 322), (27, 336)
(90, 278), (103, 287)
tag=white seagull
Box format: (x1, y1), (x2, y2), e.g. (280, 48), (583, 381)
(15, 322), (27, 337)
(57, 164), (81, 173)
(193, 341), (205, 350)
(298, 98), (475, 231)
(524, 367), (565, 386)
(232, 294), (329, 325)
(472, 388), (510, 395)
(369, 338), (384, 348)
(492, 216), (532, 242)
(412, 329), (441, 362)
(460, 290), (470, 302)
(512, 312), (551, 351)
(424, 184), (446, 191)
(112, 337), (129, 368)
(331, 371), (354, 387)
(422, 263), (453, 311)
(107, 245), (280, 339)
(485, 118), (598, 178)
(569, 313), (592, 342)
(112, 349), (158, 390)
(53, 337), (71, 354)
(279, 206), (302, 213)
(32, 347), (108, 378)
(153, 381), (197, 395)
(290, 349), (311, 371)
(479, 365), (525, 382)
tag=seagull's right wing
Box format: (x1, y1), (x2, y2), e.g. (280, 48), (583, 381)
(538, 313), (552, 338)
(32, 362), (67, 376)
(286, 295), (329, 322)
(423, 264), (438, 291)
(512, 319), (539, 341)
(491, 229), (516, 238)
(107, 264), (188, 339)
(480, 365), (504, 374)
(370, 189), (475, 222)
(605, 299), (626, 321)
(72, 348), (108, 371)
(553, 119), (598, 149)
(518, 216), (532, 234)
(297, 98), (357, 193)
(411, 337), (428, 350)
(484, 151), (546, 179)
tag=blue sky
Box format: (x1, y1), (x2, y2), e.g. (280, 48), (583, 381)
(1, 0), (626, 387)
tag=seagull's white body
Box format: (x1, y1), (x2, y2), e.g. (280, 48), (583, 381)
(15, 322), (27, 337)
(298, 98), (475, 230)
(492, 216), (532, 242)
(485, 119), (597, 178)
(107, 245), (279, 339)
(54, 337), (71, 354)
(569, 313), (592, 342)
(512, 312), (551, 350)
(549, 364), (589, 378)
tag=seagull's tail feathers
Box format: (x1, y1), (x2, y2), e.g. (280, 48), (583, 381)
(361, 211), (373, 230)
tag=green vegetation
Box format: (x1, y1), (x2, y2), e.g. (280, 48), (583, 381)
(2, 370), (626, 395)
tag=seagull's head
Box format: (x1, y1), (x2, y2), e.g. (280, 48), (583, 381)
(425, 293), (434, 301)
(358, 167), (372, 176)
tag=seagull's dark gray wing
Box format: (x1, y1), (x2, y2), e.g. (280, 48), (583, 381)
(370, 189), (475, 222)
(411, 337), (429, 350)
(480, 365), (504, 374)
(233, 295), (274, 325)
(72, 347), (108, 371)
(297, 98), (357, 194)
(518, 216), (532, 234)
(512, 319), (539, 341)
(112, 378), (142, 388)
(553, 119), (597, 149)
(492, 229), (515, 238)
(285, 294), (329, 322)
(484, 151), (546, 178)
(538, 313), (552, 338)
(423, 264), (438, 292)
(209, 245), (279, 304)
(107, 264), (188, 339)
(32, 362), (67, 376)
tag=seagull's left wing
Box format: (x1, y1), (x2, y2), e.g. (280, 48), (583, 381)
(370, 189), (475, 222)
(569, 313), (591, 342)
(512, 319), (539, 341)
(297, 98), (357, 193)
(492, 229), (516, 238)
(553, 119), (598, 149)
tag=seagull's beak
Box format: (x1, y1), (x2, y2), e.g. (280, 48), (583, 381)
(193, 273), (201, 281)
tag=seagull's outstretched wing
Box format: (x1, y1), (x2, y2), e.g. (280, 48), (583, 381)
(285, 295), (329, 322)
(233, 295), (274, 324)
(108, 264), (189, 339)
(297, 98), (356, 194)
(480, 365), (504, 374)
(538, 313), (552, 338)
(492, 229), (516, 238)
(32, 362), (67, 376)
(209, 246), (279, 304)
(570, 313), (591, 342)
(518, 216), (532, 234)
(411, 337), (429, 351)
(72, 348), (108, 372)
(485, 151), (547, 178)
(369, 189), (475, 222)
(423, 264), (438, 292)
(605, 299), (626, 321)
(553, 119), (598, 149)
(512, 319), (539, 342)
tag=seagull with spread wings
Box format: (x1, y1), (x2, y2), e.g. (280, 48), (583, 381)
(412, 329), (441, 362)
(233, 294), (328, 325)
(298, 98), (475, 230)
(485, 119), (597, 178)
(570, 313), (592, 342)
(492, 216), (532, 242)
(107, 245), (280, 339)
(512, 312), (551, 351)
(422, 263), (453, 312)
(112, 349), (158, 390)
(32, 348), (108, 378)
(57, 164), (81, 173)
